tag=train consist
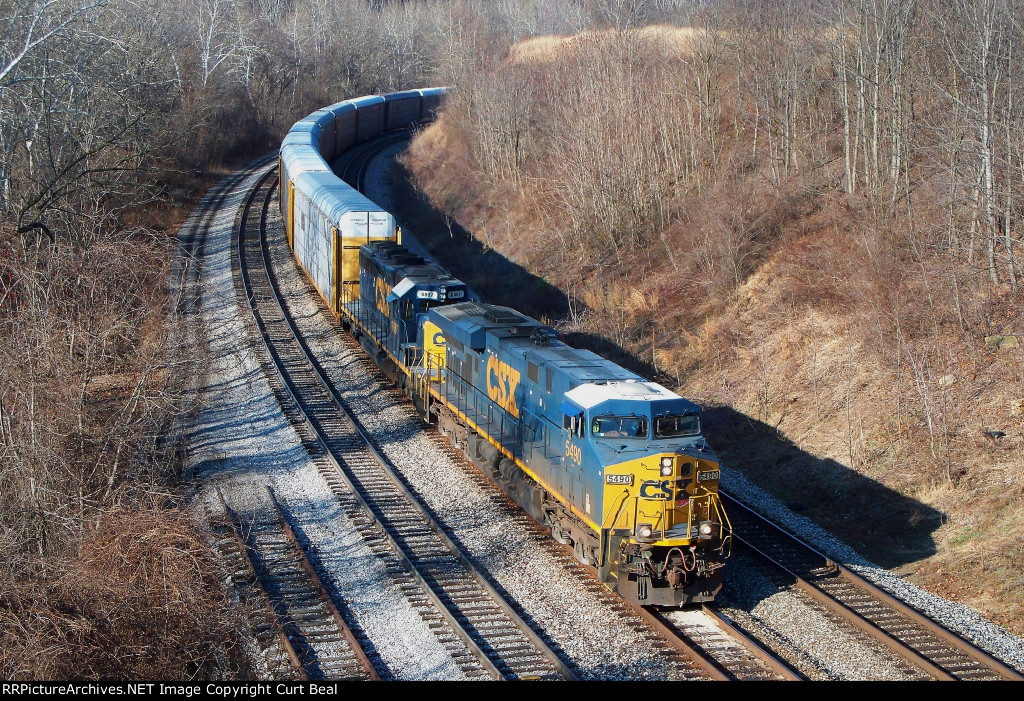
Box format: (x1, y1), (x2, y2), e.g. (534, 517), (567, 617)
(277, 91), (732, 607)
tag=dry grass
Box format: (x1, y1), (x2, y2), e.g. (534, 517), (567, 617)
(507, 25), (706, 64)
(0, 506), (244, 680)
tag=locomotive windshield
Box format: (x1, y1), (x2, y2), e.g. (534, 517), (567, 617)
(592, 416), (648, 438)
(655, 413), (700, 438)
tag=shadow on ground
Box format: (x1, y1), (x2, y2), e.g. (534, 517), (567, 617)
(704, 406), (943, 568)
(387, 153), (943, 570)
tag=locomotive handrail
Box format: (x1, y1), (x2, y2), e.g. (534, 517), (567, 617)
(602, 488), (631, 530)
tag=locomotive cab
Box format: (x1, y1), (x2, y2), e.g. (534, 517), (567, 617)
(357, 242), (470, 372)
(561, 382), (732, 607)
(385, 275), (469, 365)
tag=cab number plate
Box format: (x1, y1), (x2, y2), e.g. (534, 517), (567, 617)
(697, 470), (720, 482)
(448, 290), (465, 299)
(605, 474), (633, 485)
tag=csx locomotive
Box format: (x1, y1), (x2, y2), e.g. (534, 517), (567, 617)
(278, 91), (732, 606)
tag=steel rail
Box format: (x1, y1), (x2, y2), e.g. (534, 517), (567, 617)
(338, 131), (410, 189)
(529, 524), (792, 681)
(216, 487), (308, 680)
(238, 164), (576, 680)
(699, 605), (805, 681)
(731, 534), (954, 679)
(265, 485), (381, 681)
(630, 606), (729, 680)
(721, 492), (1023, 681)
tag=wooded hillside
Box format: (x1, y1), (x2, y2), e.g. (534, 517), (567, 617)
(403, 1), (1024, 634)
(3, 0), (1021, 678)
(0, 0), (569, 679)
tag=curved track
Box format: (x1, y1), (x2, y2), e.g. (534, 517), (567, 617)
(234, 163), (576, 681)
(722, 493), (1023, 681)
(212, 486), (379, 680)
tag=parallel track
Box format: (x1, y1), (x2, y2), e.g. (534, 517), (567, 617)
(235, 164), (575, 680)
(722, 493), (1024, 681)
(213, 486), (379, 680)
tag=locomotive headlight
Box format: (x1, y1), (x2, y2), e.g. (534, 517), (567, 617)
(660, 457), (673, 476)
(698, 521), (716, 540)
(637, 524), (653, 539)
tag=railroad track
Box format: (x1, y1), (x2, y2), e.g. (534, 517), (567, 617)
(211, 486), (379, 680)
(174, 156), (276, 358)
(721, 493), (1024, 681)
(264, 135), (805, 680)
(422, 441), (801, 681)
(233, 163), (576, 680)
(336, 131), (410, 188)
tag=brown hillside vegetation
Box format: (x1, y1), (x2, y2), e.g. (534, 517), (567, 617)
(404, 9), (1024, 634)
(1, 0), (479, 678)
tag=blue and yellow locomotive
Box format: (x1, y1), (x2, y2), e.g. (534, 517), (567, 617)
(410, 300), (731, 606)
(278, 91), (731, 606)
(349, 241), (470, 383)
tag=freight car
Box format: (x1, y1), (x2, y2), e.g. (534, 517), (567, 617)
(278, 92), (732, 607)
(278, 88), (446, 312)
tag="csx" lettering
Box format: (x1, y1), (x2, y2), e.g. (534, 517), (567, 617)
(487, 355), (520, 418)
(639, 480), (672, 500)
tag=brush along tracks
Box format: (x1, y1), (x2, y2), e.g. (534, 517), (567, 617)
(211, 486), (379, 680)
(721, 493), (1024, 681)
(233, 166), (574, 681)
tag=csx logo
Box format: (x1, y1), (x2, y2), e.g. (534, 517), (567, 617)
(433, 332), (446, 347)
(487, 355), (520, 418)
(639, 480), (673, 500)
(375, 278), (391, 317)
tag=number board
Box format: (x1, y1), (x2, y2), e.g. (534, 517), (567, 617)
(697, 470), (720, 482)
(605, 474), (633, 485)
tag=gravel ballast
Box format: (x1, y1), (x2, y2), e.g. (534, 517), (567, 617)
(181, 165), (467, 680)
(179, 152), (1024, 680)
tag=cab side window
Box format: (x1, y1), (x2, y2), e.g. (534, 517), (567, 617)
(562, 412), (584, 437)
